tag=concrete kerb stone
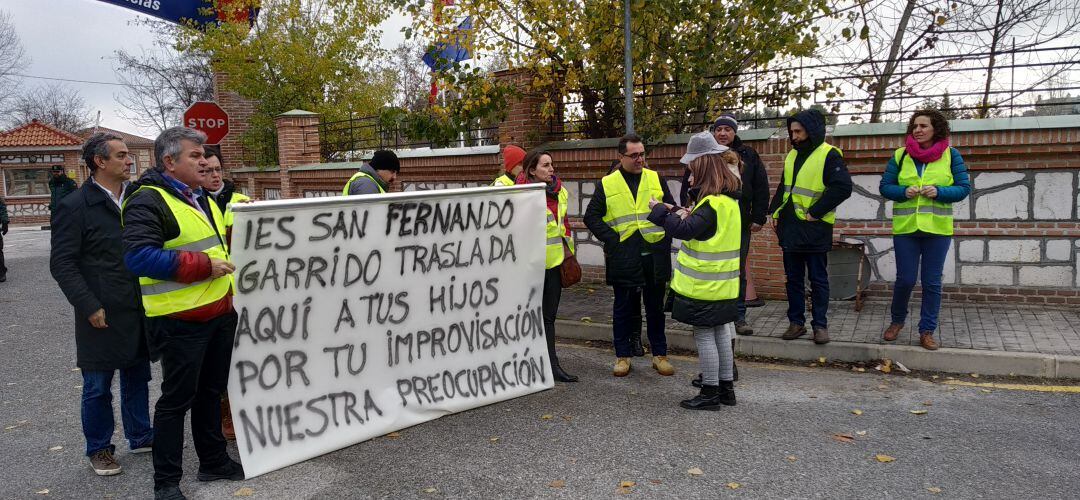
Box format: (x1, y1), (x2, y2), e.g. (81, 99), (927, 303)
(555, 319), (1080, 379)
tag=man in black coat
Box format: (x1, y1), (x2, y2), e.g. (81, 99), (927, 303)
(49, 164), (78, 215)
(683, 114), (771, 336)
(0, 194), (8, 282)
(51, 132), (152, 477)
(768, 109), (853, 344)
(584, 134), (677, 377)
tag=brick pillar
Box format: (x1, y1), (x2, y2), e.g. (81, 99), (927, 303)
(274, 109), (321, 199)
(492, 69), (553, 150)
(212, 68), (257, 168)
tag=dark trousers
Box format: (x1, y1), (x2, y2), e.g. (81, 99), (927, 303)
(612, 258), (667, 357)
(151, 312), (238, 489)
(0, 231), (6, 276)
(81, 362), (154, 456)
(783, 251), (829, 329)
(736, 229), (751, 322)
(891, 235), (951, 332)
(542, 266), (562, 367)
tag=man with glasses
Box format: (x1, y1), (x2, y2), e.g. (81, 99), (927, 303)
(584, 134), (677, 377)
(202, 146), (250, 247)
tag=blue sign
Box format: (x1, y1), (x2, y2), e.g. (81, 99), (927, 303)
(94, 0), (217, 25)
(423, 16), (473, 72)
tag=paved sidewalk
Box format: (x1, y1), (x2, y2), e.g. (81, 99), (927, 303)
(556, 286), (1080, 377)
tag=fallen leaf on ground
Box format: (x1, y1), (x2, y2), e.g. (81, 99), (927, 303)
(687, 467), (704, 476)
(541, 414), (554, 420)
(422, 487), (437, 493)
(894, 361), (911, 373)
(649, 480), (662, 485)
(704, 432), (716, 437)
(927, 487), (942, 493)
(70, 368), (80, 372)
(875, 454), (896, 463)
(981, 389), (992, 393)
(853, 367), (866, 372)
(489, 437), (499, 443)
(385, 432), (401, 439)
(878, 384), (888, 389)
(619, 481), (636, 488)
(561, 416), (572, 422)
(234, 487), (255, 497)
(548, 480), (566, 488)
(931, 375), (939, 379)
(856, 431), (868, 436)
(48, 446), (62, 451)
(851, 409), (863, 415)
(970, 373), (980, 378)
(808, 363), (818, 367)
(818, 357), (826, 364)
(785, 455), (798, 462)
(35, 489), (49, 495)
(922, 401), (933, 406)
(580, 317), (592, 323)
(910, 410), (928, 415)
(726, 482), (741, 489)
(832, 433), (855, 444)
(616, 487), (632, 495)
(879, 359), (893, 373)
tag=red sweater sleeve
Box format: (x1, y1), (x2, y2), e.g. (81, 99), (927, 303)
(173, 251), (212, 283)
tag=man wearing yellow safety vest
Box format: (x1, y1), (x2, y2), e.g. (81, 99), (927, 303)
(584, 133), (678, 378)
(343, 149), (399, 195)
(122, 127), (244, 500)
(767, 109), (853, 346)
(491, 144), (526, 187)
(203, 146), (250, 249)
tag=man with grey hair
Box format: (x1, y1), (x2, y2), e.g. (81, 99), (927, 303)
(122, 126), (242, 500)
(52, 132), (153, 476)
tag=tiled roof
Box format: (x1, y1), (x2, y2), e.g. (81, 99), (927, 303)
(0, 120), (83, 148)
(77, 126), (155, 147)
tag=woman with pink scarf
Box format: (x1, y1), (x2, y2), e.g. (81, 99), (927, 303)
(879, 110), (971, 350)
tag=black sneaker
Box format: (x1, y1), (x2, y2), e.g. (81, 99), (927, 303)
(734, 320), (754, 336)
(197, 459), (245, 482)
(744, 297), (765, 308)
(154, 485), (187, 500)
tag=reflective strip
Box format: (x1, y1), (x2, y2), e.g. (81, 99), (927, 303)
(789, 186), (821, 198)
(141, 280), (198, 296)
(639, 226), (665, 235)
(546, 236), (563, 245)
(605, 213), (641, 227)
(674, 262), (739, 281)
(171, 235), (221, 253)
(680, 246), (740, 261)
(894, 205), (952, 216)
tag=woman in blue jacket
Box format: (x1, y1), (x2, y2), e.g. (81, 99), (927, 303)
(879, 110), (971, 350)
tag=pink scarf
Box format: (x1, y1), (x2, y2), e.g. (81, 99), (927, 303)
(905, 135), (949, 163)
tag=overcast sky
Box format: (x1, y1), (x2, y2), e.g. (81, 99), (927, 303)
(2, 0), (409, 138)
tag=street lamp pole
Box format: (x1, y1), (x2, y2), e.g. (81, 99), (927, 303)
(623, 0), (634, 134)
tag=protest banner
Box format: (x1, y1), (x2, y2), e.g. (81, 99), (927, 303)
(227, 185), (553, 478)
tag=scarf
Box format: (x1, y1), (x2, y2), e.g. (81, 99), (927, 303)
(905, 135), (950, 164)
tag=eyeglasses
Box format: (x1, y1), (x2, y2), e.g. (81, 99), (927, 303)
(621, 152), (646, 160)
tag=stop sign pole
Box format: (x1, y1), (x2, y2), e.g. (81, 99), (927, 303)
(183, 101), (230, 145)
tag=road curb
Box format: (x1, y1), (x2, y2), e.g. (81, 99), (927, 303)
(556, 319), (1080, 379)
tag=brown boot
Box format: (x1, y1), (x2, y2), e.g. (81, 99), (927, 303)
(221, 395), (236, 441)
(883, 323), (903, 342)
(781, 323), (807, 340)
(813, 327), (830, 345)
(920, 331), (939, 351)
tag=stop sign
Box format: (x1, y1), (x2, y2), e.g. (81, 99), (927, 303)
(183, 101), (230, 145)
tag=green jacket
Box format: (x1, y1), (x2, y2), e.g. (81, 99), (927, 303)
(49, 175), (78, 212)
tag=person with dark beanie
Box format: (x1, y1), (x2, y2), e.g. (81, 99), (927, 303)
(650, 135), (742, 409)
(768, 109), (852, 345)
(516, 149), (578, 382)
(685, 114), (771, 336)
(343, 149), (400, 195)
(879, 110), (970, 350)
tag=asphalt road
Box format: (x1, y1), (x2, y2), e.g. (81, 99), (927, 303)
(2, 229), (1078, 499)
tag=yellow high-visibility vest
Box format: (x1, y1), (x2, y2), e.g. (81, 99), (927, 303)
(773, 142), (841, 224)
(671, 195), (741, 301)
(342, 171), (385, 195)
(123, 185), (232, 317)
(892, 147), (954, 236)
(545, 187), (574, 269)
(601, 168), (666, 243)
(491, 174), (515, 187)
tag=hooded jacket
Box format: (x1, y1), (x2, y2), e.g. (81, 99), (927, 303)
(49, 174), (78, 212)
(767, 109), (853, 253)
(347, 163), (390, 195)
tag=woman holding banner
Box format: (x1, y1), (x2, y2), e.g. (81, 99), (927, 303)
(647, 139), (742, 409)
(517, 150), (578, 382)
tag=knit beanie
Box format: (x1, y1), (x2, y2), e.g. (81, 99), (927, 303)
(369, 150), (400, 172)
(502, 145), (526, 173)
(712, 113), (739, 132)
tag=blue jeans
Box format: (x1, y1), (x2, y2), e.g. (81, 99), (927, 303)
(891, 235), (951, 332)
(783, 251), (829, 329)
(81, 362), (154, 456)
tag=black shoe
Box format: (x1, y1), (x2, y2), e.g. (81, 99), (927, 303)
(630, 333), (645, 357)
(744, 297), (765, 308)
(680, 385), (723, 411)
(154, 486), (187, 500)
(734, 320), (754, 336)
(718, 380), (737, 406)
(0, 274), (6, 283)
(197, 459), (245, 482)
(691, 373), (703, 388)
(552, 362), (579, 383)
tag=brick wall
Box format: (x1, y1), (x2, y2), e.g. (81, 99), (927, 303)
(232, 108), (1080, 305)
(213, 68), (258, 169)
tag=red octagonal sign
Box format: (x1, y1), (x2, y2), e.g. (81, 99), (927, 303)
(183, 101), (230, 145)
